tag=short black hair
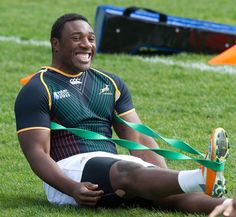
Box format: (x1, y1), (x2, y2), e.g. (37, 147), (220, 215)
(50, 13), (89, 40)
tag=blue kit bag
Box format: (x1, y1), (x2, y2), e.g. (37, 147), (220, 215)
(94, 5), (236, 54)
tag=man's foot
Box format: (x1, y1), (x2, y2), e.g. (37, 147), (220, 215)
(202, 128), (229, 197)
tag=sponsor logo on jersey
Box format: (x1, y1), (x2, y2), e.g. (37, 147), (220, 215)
(53, 89), (71, 100)
(70, 78), (82, 85)
(99, 84), (112, 95)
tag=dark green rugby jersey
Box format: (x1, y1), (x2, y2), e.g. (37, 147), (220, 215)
(15, 66), (135, 161)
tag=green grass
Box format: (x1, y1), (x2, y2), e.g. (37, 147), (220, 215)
(1, 0), (236, 216)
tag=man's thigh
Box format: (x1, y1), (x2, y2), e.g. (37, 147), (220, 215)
(44, 151), (155, 206)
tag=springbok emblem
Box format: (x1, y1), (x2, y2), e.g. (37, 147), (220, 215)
(99, 84), (112, 95)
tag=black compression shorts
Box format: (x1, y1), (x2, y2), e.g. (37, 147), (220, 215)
(81, 157), (153, 208)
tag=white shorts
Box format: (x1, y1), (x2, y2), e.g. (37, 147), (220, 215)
(43, 151), (154, 206)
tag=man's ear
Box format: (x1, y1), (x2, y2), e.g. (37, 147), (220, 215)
(51, 38), (60, 53)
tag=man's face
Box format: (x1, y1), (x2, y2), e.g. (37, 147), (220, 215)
(54, 20), (96, 73)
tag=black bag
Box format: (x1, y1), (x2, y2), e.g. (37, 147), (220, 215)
(94, 5), (236, 54)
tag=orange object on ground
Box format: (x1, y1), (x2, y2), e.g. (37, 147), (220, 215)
(19, 72), (38, 85)
(208, 44), (236, 65)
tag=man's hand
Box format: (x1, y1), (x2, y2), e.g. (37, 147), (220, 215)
(73, 182), (104, 206)
(209, 198), (236, 217)
(18, 130), (104, 207)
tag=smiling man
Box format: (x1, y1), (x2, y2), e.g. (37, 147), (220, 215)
(50, 16), (95, 73)
(15, 13), (231, 214)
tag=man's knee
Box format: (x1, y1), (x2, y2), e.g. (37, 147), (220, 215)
(110, 160), (144, 191)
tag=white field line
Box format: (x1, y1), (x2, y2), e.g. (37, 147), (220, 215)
(0, 35), (50, 47)
(139, 56), (236, 75)
(1, 35), (236, 74)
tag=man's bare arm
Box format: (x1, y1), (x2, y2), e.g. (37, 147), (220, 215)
(18, 129), (103, 206)
(113, 111), (167, 168)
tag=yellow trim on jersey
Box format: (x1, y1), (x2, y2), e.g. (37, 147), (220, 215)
(91, 67), (121, 101)
(42, 66), (83, 77)
(40, 71), (52, 110)
(118, 108), (135, 117)
(17, 127), (50, 134)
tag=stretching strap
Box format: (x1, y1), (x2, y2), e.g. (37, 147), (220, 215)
(51, 114), (224, 171)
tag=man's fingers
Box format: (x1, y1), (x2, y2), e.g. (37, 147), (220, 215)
(85, 183), (104, 194)
(85, 183), (99, 190)
(73, 182), (105, 206)
(78, 195), (103, 206)
(76, 183), (104, 206)
(223, 204), (233, 216)
(209, 204), (227, 217)
(82, 183), (104, 196)
(81, 188), (104, 197)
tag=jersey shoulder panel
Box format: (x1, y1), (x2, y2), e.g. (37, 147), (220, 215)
(15, 70), (51, 132)
(91, 68), (134, 114)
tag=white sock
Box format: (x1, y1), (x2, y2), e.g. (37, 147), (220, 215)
(178, 169), (205, 193)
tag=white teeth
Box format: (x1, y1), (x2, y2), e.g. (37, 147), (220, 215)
(76, 53), (90, 62)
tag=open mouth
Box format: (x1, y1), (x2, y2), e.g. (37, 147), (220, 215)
(75, 52), (92, 63)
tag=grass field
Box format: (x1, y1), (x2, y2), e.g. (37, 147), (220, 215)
(1, 0), (236, 216)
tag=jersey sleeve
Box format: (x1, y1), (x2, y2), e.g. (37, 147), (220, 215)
(14, 73), (51, 133)
(112, 75), (135, 115)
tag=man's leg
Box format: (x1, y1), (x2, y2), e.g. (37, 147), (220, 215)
(109, 160), (228, 214)
(109, 127), (229, 206)
(110, 161), (184, 198)
(154, 193), (224, 214)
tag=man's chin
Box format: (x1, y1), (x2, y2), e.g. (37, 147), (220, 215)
(74, 63), (91, 72)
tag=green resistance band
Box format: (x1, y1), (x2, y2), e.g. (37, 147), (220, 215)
(51, 114), (224, 171)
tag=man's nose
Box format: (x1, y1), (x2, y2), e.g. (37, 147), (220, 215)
(80, 38), (92, 48)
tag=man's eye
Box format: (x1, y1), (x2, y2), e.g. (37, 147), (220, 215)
(72, 37), (80, 41)
(89, 37), (95, 42)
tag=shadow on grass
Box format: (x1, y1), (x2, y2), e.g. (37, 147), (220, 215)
(1, 194), (51, 209)
(1, 194), (179, 217)
(1, 193), (89, 215)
